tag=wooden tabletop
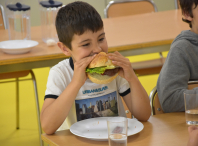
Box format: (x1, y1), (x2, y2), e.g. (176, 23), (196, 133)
(41, 112), (189, 146)
(103, 9), (188, 52)
(0, 9), (189, 73)
(0, 28), (66, 66)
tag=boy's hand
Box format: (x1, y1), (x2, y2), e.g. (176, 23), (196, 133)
(108, 51), (135, 82)
(187, 126), (198, 146)
(72, 55), (96, 87)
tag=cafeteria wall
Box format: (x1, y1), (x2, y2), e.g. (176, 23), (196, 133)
(0, 0), (175, 27)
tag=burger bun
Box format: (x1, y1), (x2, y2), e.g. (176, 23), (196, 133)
(87, 52), (118, 84)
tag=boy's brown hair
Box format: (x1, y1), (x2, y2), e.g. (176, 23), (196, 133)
(55, 1), (103, 49)
(179, 0), (198, 28)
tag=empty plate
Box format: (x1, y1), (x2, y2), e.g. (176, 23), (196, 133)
(0, 40), (38, 54)
(70, 117), (144, 141)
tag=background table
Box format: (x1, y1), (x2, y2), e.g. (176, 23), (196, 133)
(41, 112), (189, 146)
(0, 10), (188, 73)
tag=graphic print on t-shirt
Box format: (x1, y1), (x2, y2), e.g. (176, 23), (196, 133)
(75, 91), (118, 121)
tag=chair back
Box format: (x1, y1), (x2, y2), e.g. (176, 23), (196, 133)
(0, 5), (6, 29)
(104, 0), (158, 18)
(188, 80), (198, 90)
(149, 86), (164, 115)
(150, 80), (198, 115)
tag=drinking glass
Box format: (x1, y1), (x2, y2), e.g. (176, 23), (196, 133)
(107, 117), (128, 146)
(184, 90), (198, 125)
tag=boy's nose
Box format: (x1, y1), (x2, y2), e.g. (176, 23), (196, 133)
(93, 45), (102, 53)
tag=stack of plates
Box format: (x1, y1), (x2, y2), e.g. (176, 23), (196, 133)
(0, 40), (38, 54)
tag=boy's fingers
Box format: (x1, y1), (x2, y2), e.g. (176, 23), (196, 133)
(114, 51), (121, 55)
(78, 54), (96, 68)
(108, 53), (125, 59)
(87, 54), (96, 63)
(81, 54), (96, 63)
(108, 53), (127, 61)
(112, 61), (131, 70)
(111, 56), (128, 62)
(110, 56), (130, 66)
(188, 126), (198, 133)
(108, 52), (121, 57)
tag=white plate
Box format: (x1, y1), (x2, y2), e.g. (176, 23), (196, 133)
(0, 40), (38, 54)
(70, 117), (144, 141)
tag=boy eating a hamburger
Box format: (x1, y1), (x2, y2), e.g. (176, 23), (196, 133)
(40, 1), (151, 135)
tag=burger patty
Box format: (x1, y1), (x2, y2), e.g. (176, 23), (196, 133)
(102, 68), (120, 76)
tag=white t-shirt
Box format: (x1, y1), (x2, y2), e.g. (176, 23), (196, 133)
(45, 58), (130, 130)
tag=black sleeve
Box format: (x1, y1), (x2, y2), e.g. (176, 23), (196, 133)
(119, 88), (130, 97)
(44, 94), (59, 100)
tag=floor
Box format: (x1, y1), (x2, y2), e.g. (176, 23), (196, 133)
(0, 52), (168, 146)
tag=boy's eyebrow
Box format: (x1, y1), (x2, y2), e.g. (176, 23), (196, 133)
(98, 32), (105, 37)
(79, 39), (90, 44)
(79, 33), (105, 44)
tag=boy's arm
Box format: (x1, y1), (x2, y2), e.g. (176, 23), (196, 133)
(157, 46), (191, 112)
(40, 55), (95, 135)
(122, 78), (151, 121)
(108, 51), (151, 121)
(41, 80), (82, 135)
(187, 126), (198, 146)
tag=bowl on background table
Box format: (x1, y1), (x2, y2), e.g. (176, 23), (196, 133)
(0, 40), (38, 54)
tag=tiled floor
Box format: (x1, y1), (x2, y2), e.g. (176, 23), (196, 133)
(0, 52), (168, 146)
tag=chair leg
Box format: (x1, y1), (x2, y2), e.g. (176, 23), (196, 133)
(30, 70), (43, 146)
(159, 52), (163, 58)
(16, 78), (19, 129)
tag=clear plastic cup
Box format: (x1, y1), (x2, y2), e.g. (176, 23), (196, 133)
(184, 90), (198, 125)
(107, 117), (128, 146)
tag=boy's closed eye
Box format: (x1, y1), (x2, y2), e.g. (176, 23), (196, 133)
(82, 43), (90, 47)
(98, 38), (104, 42)
(81, 38), (104, 47)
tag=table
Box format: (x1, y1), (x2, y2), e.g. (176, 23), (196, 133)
(41, 112), (189, 146)
(0, 10), (189, 73)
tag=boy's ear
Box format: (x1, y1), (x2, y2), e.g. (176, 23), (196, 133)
(57, 42), (71, 56)
(183, 13), (193, 22)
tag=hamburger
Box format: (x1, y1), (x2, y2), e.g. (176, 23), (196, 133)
(86, 52), (120, 84)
